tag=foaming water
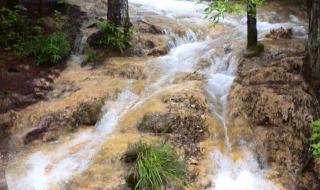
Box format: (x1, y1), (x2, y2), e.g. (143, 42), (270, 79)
(211, 150), (283, 190)
(165, 29), (199, 48)
(6, 90), (139, 190)
(129, 0), (206, 18)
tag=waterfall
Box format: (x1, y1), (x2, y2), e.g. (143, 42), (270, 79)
(5, 0), (307, 189)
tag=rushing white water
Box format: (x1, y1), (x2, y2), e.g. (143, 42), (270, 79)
(6, 89), (140, 190)
(6, 0), (307, 189)
(210, 150), (283, 190)
(129, 0), (206, 18)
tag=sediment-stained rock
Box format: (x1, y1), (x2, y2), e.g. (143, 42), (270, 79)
(229, 43), (320, 190)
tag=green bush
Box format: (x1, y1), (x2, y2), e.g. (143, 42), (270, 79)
(31, 32), (71, 65)
(127, 142), (186, 190)
(95, 20), (133, 52)
(310, 119), (320, 157)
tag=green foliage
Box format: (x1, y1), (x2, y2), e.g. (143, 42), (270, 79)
(203, 0), (265, 23)
(31, 32), (71, 65)
(127, 142), (186, 190)
(56, 0), (65, 4)
(0, 5), (26, 47)
(310, 119), (320, 157)
(83, 46), (99, 63)
(95, 20), (133, 52)
(53, 10), (64, 31)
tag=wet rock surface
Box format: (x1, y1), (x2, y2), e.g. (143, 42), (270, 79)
(229, 41), (320, 189)
(105, 63), (146, 80)
(23, 98), (104, 144)
(0, 113), (13, 190)
(265, 27), (293, 40)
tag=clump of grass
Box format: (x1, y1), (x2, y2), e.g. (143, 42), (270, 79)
(83, 45), (99, 63)
(126, 142), (186, 190)
(310, 119), (320, 157)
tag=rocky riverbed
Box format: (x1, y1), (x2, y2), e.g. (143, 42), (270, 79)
(1, 0), (319, 190)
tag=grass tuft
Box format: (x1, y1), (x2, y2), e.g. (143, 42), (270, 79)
(126, 142), (186, 190)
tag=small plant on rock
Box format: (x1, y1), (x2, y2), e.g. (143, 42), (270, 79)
(83, 46), (99, 63)
(310, 119), (320, 157)
(126, 142), (186, 190)
(95, 20), (133, 52)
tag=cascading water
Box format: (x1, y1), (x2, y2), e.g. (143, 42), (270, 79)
(6, 0), (307, 189)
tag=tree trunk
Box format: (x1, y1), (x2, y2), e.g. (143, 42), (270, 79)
(247, 0), (258, 49)
(307, 0), (320, 79)
(107, 0), (130, 29)
(6, 0), (19, 8)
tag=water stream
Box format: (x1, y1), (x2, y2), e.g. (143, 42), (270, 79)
(5, 0), (307, 189)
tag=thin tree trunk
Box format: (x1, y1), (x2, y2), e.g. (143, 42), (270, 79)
(107, 0), (130, 30)
(247, 0), (258, 49)
(307, 0), (320, 79)
(38, 0), (43, 16)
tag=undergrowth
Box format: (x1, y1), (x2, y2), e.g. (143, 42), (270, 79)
(95, 20), (133, 52)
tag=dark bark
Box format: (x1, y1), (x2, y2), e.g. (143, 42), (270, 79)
(6, 0), (19, 8)
(307, 0), (320, 79)
(247, 1), (258, 49)
(107, 0), (130, 29)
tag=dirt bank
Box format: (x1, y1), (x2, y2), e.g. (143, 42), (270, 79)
(229, 38), (320, 189)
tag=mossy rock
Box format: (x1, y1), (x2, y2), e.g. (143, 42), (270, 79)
(72, 98), (104, 125)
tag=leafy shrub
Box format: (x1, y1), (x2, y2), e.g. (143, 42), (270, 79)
(127, 142), (186, 190)
(95, 20), (133, 52)
(31, 32), (71, 65)
(310, 119), (320, 157)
